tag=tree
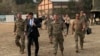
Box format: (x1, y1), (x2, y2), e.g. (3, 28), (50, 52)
(83, 0), (92, 13)
(78, 0), (92, 17)
(0, 0), (42, 14)
(15, 0), (42, 4)
(14, 0), (42, 14)
(67, 1), (78, 18)
(0, 4), (12, 15)
(66, 0), (92, 18)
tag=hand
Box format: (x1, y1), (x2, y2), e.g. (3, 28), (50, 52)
(49, 38), (53, 44)
(14, 32), (16, 35)
(24, 32), (27, 36)
(63, 32), (67, 37)
(64, 33), (67, 37)
(33, 23), (36, 26)
(82, 28), (85, 32)
(72, 31), (74, 35)
(50, 41), (53, 44)
(49, 37), (53, 44)
(72, 28), (75, 35)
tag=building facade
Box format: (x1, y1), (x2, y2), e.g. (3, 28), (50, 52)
(38, 0), (81, 17)
(38, 0), (69, 17)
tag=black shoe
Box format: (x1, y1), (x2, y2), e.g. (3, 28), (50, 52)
(81, 48), (84, 50)
(76, 50), (79, 53)
(61, 51), (64, 56)
(61, 53), (64, 56)
(54, 53), (57, 56)
(35, 54), (38, 56)
(81, 46), (83, 50)
(20, 49), (24, 54)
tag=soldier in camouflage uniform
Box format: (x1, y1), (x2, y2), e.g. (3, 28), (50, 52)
(45, 16), (53, 30)
(44, 15), (53, 41)
(72, 14), (86, 53)
(49, 14), (67, 56)
(14, 13), (25, 54)
(80, 11), (87, 38)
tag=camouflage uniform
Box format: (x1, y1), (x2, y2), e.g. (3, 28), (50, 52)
(80, 15), (87, 40)
(49, 20), (67, 55)
(73, 19), (85, 52)
(45, 18), (53, 35)
(81, 15), (88, 25)
(14, 18), (25, 53)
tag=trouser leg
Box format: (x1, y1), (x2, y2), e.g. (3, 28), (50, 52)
(53, 38), (58, 55)
(66, 24), (69, 34)
(59, 41), (64, 56)
(34, 37), (39, 56)
(74, 33), (79, 52)
(83, 30), (85, 42)
(27, 37), (32, 56)
(20, 35), (25, 53)
(15, 35), (21, 48)
(79, 33), (84, 50)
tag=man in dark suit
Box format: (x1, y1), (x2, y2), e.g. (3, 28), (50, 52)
(25, 12), (41, 56)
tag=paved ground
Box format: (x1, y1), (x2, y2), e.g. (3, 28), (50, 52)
(0, 23), (100, 56)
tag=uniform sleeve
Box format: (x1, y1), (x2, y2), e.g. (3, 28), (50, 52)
(35, 19), (41, 28)
(24, 20), (27, 32)
(62, 22), (67, 33)
(48, 23), (53, 37)
(72, 21), (75, 31)
(82, 16), (86, 23)
(14, 22), (17, 32)
(68, 17), (71, 22)
(82, 21), (86, 29)
(24, 20), (28, 32)
(44, 20), (47, 25)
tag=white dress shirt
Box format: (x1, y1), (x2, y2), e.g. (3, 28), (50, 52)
(29, 18), (34, 26)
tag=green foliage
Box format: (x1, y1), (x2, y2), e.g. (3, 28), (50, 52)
(0, 4), (12, 15)
(65, 0), (92, 18)
(0, 0), (42, 14)
(15, 0), (33, 4)
(16, 3), (36, 13)
(14, 0), (42, 14)
(82, 0), (92, 12)
(15, 0), (42, 4)
(0, 0), (92, 15)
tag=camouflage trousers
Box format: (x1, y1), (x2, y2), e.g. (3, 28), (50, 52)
(15, 34), (25, 52)
(52, 34), (64, 54)
(74, 32), (84, 51)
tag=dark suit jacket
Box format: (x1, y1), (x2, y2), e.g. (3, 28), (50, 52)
(25, 18), (41, 37)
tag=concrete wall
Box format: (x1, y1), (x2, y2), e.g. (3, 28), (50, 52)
(0, 15), (26, 22)
(0, 14), (37, 22)
(6, 15), (14, 22)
